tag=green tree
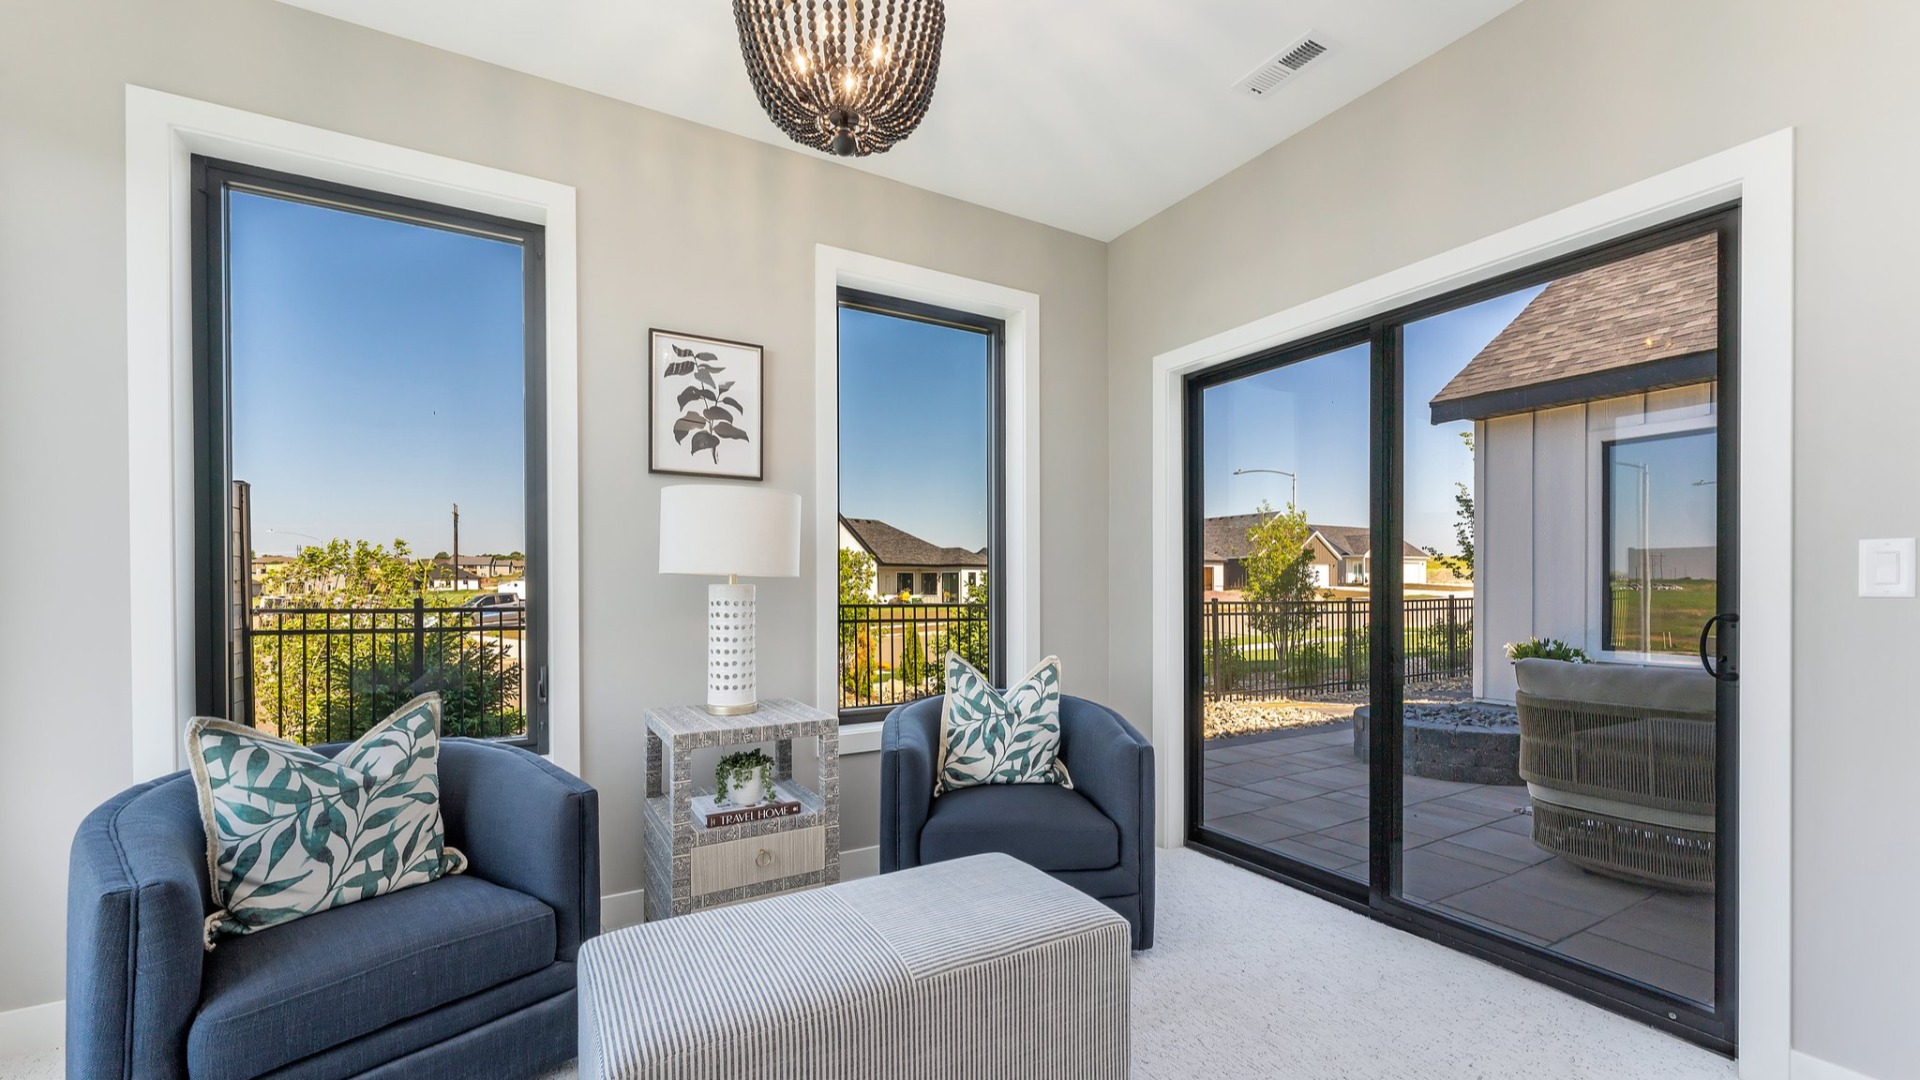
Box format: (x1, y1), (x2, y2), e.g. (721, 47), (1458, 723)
(262, 538), (427, 605)
(838, 548), (879, 701)
(250, 537), (522, 744)
(1424, 431), (1475, 582)
(1242, 500), (1318, 638)
(898, 620), (931, 693)
(936, 573), (991, 681)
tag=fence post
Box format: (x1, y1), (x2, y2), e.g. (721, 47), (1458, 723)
(1343, 598), (1356, 691)
(1447, 596), (1459, 675)
(411, 596), (426, 685)
(1207, 599), (1220, 694)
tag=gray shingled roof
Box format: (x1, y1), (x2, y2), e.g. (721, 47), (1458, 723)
(1203, 514), (1422, 562)
(841, 517), (988, 568)
(1430, 234), (1718, 421)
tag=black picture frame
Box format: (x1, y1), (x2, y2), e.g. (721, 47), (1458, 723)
(647, 328), (765, 481)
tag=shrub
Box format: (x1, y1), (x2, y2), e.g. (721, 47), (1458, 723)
(1506, 637), (1591, 663)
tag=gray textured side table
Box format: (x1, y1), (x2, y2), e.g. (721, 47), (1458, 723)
(642, 698), (840, 921)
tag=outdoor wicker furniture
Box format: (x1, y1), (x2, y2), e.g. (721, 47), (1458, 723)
(1513, 658), (1718, 892)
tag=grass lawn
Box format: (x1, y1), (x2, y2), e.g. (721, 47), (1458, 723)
(1609, 579), (1717, 654)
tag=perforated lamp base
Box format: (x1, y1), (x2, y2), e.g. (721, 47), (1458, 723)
(706, 581), (758, 715)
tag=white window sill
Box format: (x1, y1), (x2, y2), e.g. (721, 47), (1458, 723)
(839, 719), (886, 755)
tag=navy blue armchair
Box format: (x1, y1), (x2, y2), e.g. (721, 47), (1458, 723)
(67, 738), (598, 1080)
(881, 695), (1155, 949)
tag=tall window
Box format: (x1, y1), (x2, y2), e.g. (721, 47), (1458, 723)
(193, 159), (548, 751)
(836, 290), (1003, 719)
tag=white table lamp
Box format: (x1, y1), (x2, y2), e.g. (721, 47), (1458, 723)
(659, 484), (802, 715)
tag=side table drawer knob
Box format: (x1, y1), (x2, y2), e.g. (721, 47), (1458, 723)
(755, 849), (773, 868)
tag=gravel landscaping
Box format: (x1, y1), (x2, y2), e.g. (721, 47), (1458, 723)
(1203, 674), (1478, 741)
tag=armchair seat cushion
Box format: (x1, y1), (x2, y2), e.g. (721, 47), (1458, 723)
(919, 784), (1119, 872)
(188, 875), (556, 1080)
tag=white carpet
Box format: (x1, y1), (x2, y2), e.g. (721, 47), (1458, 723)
(0, 848), (1734, 1080)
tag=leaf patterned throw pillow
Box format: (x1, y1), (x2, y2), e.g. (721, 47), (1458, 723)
(185, 693), (467, 948)
(937, 652), (1073, 795)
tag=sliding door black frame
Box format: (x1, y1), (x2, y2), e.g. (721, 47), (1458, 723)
(1184, 204), (1741, 1055)
(190, 156), (550, 753)
(834, 287), (1007, 723)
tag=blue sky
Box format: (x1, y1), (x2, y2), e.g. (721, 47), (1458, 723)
(1607, 428), (1718, 566)
(1201, 286), (1544, 553)
(838, 308), (990, 551)
(229, 191), (527, 557)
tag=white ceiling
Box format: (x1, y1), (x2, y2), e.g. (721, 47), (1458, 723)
(274, 0), (1524, 241)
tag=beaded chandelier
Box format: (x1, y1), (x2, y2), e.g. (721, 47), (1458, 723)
(732, 0), (946, 157)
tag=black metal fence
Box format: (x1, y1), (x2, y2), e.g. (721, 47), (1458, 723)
(245, 597), (527, 744)
(838, 602), (989, 712)
(1201, 595), (1472, 700)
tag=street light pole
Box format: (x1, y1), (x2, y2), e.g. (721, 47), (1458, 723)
(1617, 460), (1653, 652)
(1232, 467), (1298, 509)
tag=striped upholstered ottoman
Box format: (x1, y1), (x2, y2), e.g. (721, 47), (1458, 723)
(578, 852), (1131, 1079)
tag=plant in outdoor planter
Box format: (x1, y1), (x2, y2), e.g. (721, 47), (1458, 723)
(1505, 637), (1591, 663)
(716, 748), (776, 806)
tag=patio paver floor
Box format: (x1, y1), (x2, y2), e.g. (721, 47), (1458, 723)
(1200, 721), (1716, 1005)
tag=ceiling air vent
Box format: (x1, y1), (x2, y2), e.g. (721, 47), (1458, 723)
(1233, 35), (1332, 98)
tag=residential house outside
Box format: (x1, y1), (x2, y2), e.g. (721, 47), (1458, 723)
(1430, 233), (1720, 702)
(1200, 515), (1434, 598)
(838, 516), (986, 602)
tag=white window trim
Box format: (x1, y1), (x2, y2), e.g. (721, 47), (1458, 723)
(1585, 409), (1719, 666)
(1148, 130), (1793, 1078)
(813, 246), (1040, 753)
(124, 86), (581, 778)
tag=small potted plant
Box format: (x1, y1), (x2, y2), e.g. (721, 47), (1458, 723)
(1505, 637), (1591, 663)
(716, 748), (776, 806)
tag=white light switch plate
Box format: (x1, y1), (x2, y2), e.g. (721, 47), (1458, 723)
(1859, 538), (1916, 598)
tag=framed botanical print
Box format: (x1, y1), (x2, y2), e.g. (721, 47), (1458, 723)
(647, 329), (764, 480)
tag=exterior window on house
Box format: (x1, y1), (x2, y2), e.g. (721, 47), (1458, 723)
(837, 292), (1004, 719)
(1603, 429), (1717, 655)
(193, 159), (547, 751)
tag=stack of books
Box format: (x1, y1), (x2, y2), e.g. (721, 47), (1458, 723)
(691, 783), (805, 828)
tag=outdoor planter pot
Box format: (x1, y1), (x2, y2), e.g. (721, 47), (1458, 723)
(1512, 658), (1718, 892)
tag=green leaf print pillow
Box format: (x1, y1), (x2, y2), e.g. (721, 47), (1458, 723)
(937, 652), (1073, 795)
(185, 692), (466, 948)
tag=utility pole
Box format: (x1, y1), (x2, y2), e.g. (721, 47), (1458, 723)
(452, 502), (460, 595)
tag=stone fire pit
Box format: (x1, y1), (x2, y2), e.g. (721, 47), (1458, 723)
(1351, 702), (1520, 786)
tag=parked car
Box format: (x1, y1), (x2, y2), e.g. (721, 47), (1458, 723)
(460, 591), (524, 626)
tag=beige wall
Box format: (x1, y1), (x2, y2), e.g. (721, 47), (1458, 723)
(1106, 0), (1920, 1075)
(0, 0), (1108, 1013)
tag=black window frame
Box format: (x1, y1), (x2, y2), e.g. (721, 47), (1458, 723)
(1599, 427), (1720, 656)
(190, 156), (551, 753)
(836, 287), (1006, 721)
(1183, 205), (1740, 1054)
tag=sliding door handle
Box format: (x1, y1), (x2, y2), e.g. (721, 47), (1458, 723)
(1699, 613), (1738, 682)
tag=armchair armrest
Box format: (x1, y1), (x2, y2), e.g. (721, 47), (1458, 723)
(438, 739), (599, 961)
(880, 697), (941, 872)
(67, 774), (210, 1080)
(1057, 697), (1154, 895)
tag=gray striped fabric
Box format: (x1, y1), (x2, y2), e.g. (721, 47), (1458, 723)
(579, 853), (1130, 1080)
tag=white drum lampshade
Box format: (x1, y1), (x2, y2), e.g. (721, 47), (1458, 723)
(659, 485), (802, 715)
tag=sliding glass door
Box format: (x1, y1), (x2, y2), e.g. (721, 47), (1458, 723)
(1186, 209), (1739, 1052)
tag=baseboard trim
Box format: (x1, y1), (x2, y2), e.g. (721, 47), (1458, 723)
(1790, 1050), (1882, 1080)
(0, 999), (61, 1057)
(841, 844), (878, 881)
(601, 887), (645, 931)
